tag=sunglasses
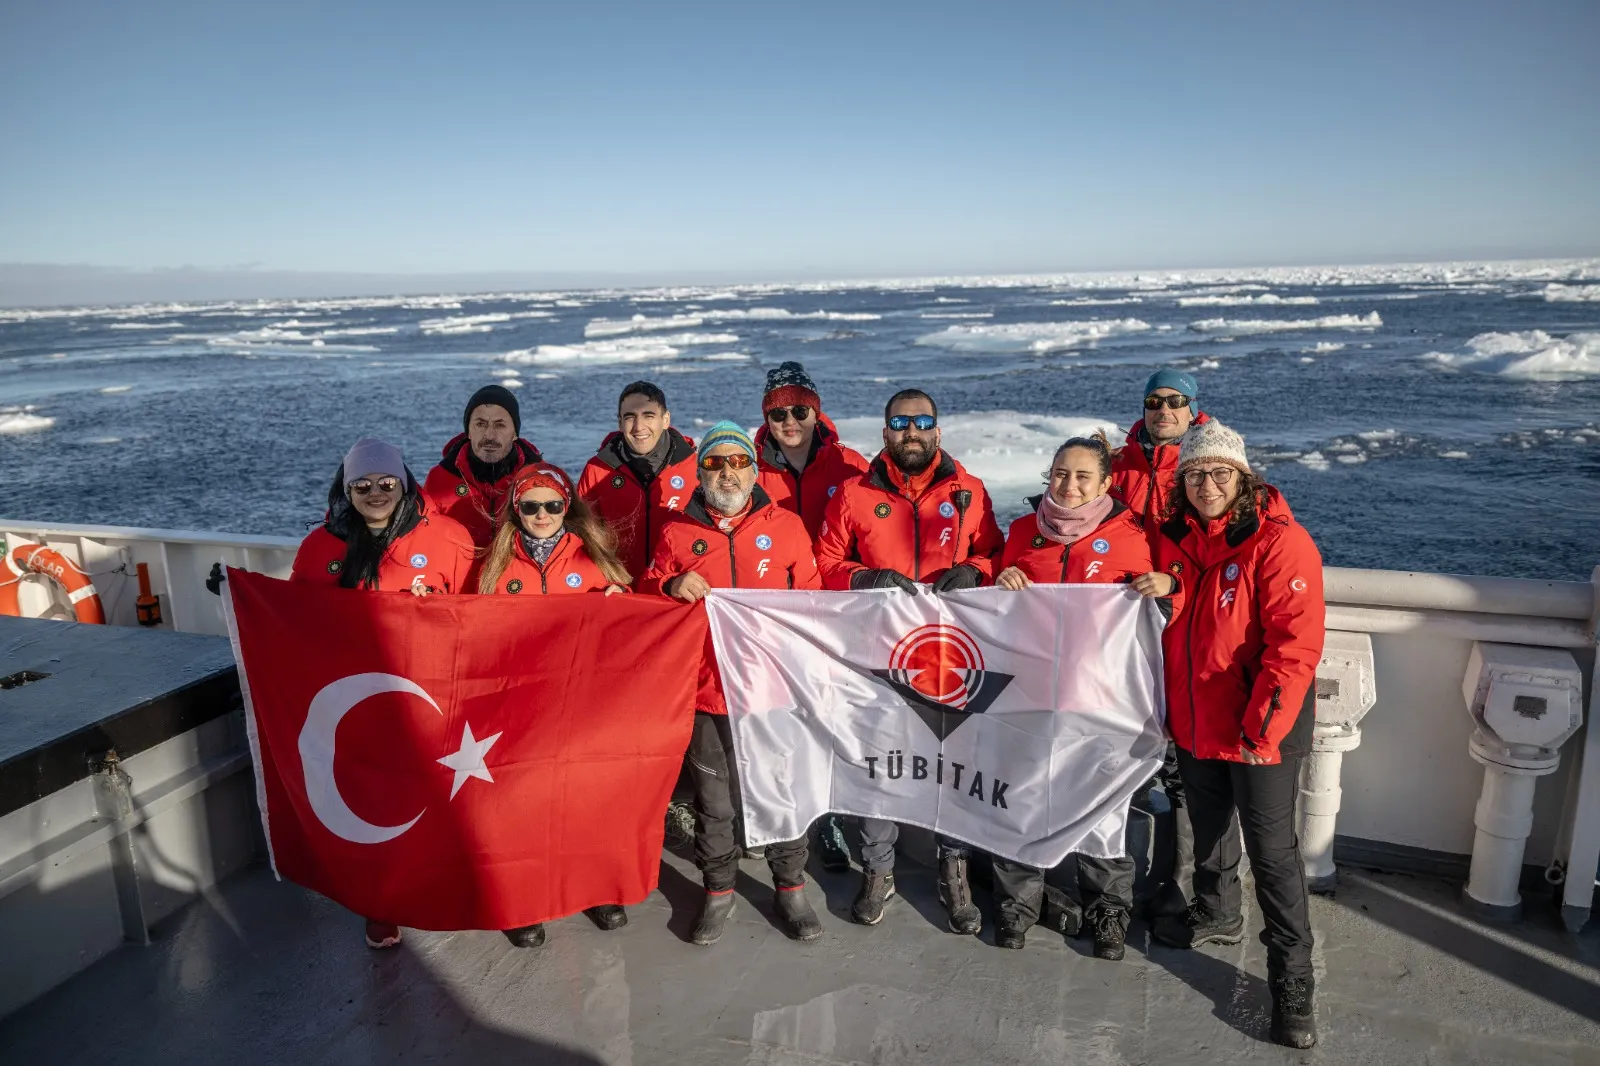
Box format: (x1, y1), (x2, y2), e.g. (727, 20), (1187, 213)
(766, 405), (813, 424)
(699, 453), (754, 471)
(1183, 467), (1237, 487)
(349, 477), (401, 496)
(519, 499), (567, 516)
(887, 414), (937, 432)
(1144, 394), (1192, 411)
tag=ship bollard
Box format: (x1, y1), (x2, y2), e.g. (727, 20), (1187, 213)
(1460, 642), (1583, 922)
(1297, 632), (1376, 893)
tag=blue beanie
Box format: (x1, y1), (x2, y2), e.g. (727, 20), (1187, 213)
(1143, 369), (1200, 411)
(697, 420), (757, 462)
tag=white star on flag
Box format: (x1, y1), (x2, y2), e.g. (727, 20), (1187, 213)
(437, 723), (503, 800)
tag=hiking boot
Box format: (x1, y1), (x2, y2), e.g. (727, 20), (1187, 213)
(851, 870), (896, 925)
(996, 921), (1028, 950)
(1090, 907), (1129, 961)
(692, 889), (737, 946)
(817, 814), (852, 872)
(1147, 803), (1194, 919)
(364, 920), (401, 950)
(1152, 900), (1245, 949)
(502, 923), (546, 948)
(775, 885), (823, 941)
(584, 905), (628, 931)
(1270, 976), (1318, 1049)
(938, 854), (982, 936)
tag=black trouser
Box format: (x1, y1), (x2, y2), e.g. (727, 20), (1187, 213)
(686, 711), (808, 892)
(1176, 746), (1313, 981)
(991, 854), (1135, 929)
(1157, 741), (1186, 808)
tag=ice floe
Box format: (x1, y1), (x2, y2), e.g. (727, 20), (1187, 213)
(1542, 284), (1600, 303)
(1188, 312), (1382, 334)
(914, 319), (1152, 354)
(503, 332), (739, 365)
(1423, 330), (1600, 379)
(0, 406), (53, 434)
(1176, 294), (1319, 307)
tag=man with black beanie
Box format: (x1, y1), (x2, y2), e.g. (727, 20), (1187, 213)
(423, 384), (544, 546)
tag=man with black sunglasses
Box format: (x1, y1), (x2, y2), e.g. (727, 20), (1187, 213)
(639, 421), (825, 947)
(423, 384), (545, 547)
(754, 361), (869, 541)
(815, 388), (1005, 934)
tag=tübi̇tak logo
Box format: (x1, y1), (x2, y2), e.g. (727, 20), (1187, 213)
(871, 623), (1013, 741)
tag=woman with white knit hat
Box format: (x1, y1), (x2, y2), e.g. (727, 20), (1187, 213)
(1146, 419), (1326, 1051)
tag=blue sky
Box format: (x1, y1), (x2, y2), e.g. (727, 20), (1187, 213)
(1, 0), (1597, 283)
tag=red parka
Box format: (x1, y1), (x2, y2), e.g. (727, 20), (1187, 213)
(291, 503), (475, 594)
(639, 486), (821, 715)
(814, 452), (1004, 590)
(1110, 411), (1212, 527)
(478, 530), (617, 596)
(754, 415), (869, 543)
(1000, 499), (1153, 585)
(576, 427), (699, 583)
(422, 434), (544, 547)
(1154, 488), (1324, 765)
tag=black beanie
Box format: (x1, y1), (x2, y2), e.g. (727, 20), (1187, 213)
(463, 384), (521, 435)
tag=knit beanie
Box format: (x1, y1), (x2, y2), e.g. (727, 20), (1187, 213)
(510, 462), (574, 504)
(762, 361), (822, 413)
(1177, 419), (1250, 475)
(463, 384), (521, 435)
(342, 438), (406, 485)
(697, 420), (757, 462)
(1144, 368), (1200, 412)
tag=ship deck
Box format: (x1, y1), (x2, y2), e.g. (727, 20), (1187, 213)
(2, 846), (1597, 1066)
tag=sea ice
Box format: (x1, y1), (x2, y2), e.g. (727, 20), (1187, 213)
(1187, 312), (1382, 334)
(1424, 330), (1600, 380)
(914, 319), (1151, 355)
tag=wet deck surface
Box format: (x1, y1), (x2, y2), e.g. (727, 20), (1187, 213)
(3, 847), (1598, 1065)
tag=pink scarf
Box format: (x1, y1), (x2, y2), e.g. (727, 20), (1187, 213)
(1036, 491), (1115, 546)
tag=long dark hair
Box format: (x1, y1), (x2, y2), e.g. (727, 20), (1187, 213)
(1166, 466), (1272, 530)
(324, 465), (425, 589)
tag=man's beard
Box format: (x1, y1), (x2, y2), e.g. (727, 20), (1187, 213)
(889, 437), (936, 475)
(703, 482), (753, 514)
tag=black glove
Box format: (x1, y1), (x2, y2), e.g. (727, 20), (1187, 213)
(850, 568), (919, 594)
(205, 562), (226, 596)
(931, 564), (982, 592)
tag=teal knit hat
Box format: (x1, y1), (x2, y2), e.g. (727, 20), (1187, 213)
(697, 420), (757, 462)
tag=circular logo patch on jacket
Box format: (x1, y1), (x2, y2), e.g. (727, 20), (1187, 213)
(506, 578), (523, 594)
(326, 560), (342, 575)
(1092, 539), (1110, 555)
(611, 474), (625, 489)
(692, 540), (708, 556)
(1031, 534), (1046, 548)
(670, 475), (685, 489)
(410, 553), (428, 568)
(755, 534), (772, 550)
(939, 501), (955, 518)
(565, 573), (583, 588)
(455, 483), (469, 497)
(874, 503), (892, 519)
(1225, 562), (1240, 581)
(828, 485), (838, 497)
(1169, 561), (1183, 574)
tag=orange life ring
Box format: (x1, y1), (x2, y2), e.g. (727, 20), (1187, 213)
(0, 544), (106, 624)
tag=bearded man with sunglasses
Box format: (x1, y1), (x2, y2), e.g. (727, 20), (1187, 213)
(754, 361), (869, 541)
(814, 388), (1005, 934)
(639, 421), (825, 947)
(1110, 369), (1211, 529)
(424, 384), (545, 547)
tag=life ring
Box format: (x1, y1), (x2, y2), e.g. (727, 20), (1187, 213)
(0, 544), (106, 624)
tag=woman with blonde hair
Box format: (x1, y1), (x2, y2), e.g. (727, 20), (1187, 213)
(476, 461), (631, 949)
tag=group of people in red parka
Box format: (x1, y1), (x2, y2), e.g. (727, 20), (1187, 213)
(284, 359), (1325, 1051)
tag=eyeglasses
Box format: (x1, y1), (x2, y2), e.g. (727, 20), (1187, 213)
(766, 405), (813, 424)
(349, 477), (401, 496)
(699, 453), (754, 471)
(1144, 394), (1192, 411)
(887, 414), (937, 432)
(1183, 467), (1237, 487)
(518, 499), (566, 516)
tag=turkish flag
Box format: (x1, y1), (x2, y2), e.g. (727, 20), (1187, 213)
(222, 569), (705, 931)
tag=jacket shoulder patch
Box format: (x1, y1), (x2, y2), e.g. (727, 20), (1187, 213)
(874, 502), (892, 519)
(1031, 534), (1046, 548)
(506, 578), (523, 594)
(326, 559), (342, 575)
(691, 539), (708, 556)
(455, 483), (470, 497)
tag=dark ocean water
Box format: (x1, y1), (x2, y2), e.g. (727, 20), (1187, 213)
(2, 262), (1598, 580)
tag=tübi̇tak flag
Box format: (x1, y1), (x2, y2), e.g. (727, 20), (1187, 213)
(707, 586), (1167, 867)
(222, 569), (704, 931)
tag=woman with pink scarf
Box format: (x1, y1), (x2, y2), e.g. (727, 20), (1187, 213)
(989, 432), (1175, 961)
